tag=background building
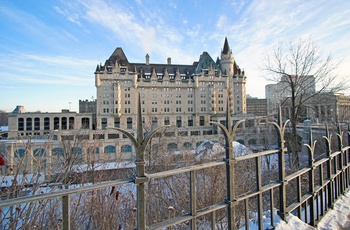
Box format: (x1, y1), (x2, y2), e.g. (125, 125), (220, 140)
(246, 97), (267, 116)
(2, 38), (260, 175)
(94, 37), (246, 131)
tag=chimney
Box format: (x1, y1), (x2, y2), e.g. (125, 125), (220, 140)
(167, 57), (171, 65)
(146, 54), (149, 65)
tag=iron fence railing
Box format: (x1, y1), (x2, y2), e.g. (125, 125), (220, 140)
(1, 98), (350, 230)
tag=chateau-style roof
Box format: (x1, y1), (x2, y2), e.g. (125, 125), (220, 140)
(222, 37), (230, 54)
(95, 37), (245, 79)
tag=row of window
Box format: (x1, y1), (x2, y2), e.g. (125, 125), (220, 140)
(17, 117), (92, 131)
(13, 145), (133, 157)
(101, 116), (206, 129)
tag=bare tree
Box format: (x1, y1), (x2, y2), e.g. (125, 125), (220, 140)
(262, 38), (346, 167)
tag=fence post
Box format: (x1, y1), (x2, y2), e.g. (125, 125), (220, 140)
(108, 94), (169, 229)
(270, 106), (288, 221)
(304, 126), (315, 226)
(211, 101), (244, 230)
(62, 194), (70, 230)
(190, 171), (197, 229)
(324, 125), (335, 208)
(336, 124), (345, 194)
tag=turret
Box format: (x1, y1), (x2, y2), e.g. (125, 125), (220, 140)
(220, 37), (235, 77)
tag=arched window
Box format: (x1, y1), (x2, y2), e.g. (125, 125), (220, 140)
(69, 117), (74, 129)
(167, 143), (178, 151)
(81, 117), (90, 129)
(127, 117), (132, 129)
(61, 117), (67, 130)
(71, 147), (82, 154)
(104, 145), (116, 153)
(152, 117), (158, 126)
(176, 116), (182, 127)
(88, 147), (99, 154)
(18, 118), (24, 131)
(54, 117), (60, 130)
(34, 117), (40, 130)
(237, 139), (245, 145)
(101, 118), (107, 129)
(196, 142), (203, 148)
(199, 116), (205, 126)
(121, 145), (132, 152)
(26, 118), (32, 130)
(44, 117), (50, 130)
(188, 116), (193, 126)
(52, 147), (64, 156)
(164, 116), (170, 125)
(248, 139), (257, 145)
(183, 142), (192, 149)
(14, 149), (25, 157)
(114, 117), (120, 128)
(34, 148), (46, 157)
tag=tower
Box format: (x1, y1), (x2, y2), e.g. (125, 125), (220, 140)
(220, 37), (246, 114)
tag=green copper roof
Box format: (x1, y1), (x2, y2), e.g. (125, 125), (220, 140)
(195, 52), (221, 74)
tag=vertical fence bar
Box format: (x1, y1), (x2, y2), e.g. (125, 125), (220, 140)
(337, 125), (345, 195)
(190, 170), (196, 229)
(211, 100), (244, 230)
(325, 125), (334, 209)
(306, 126), (315, 226)
(270, 189), (275, 229)
(275, 107), (287, 221)
(244, 199), (249, 230)
(319, 165), (324, 217)
(62, 194), (70, 230)
(297, 175), (302, 218)
(109, 94), (169, 230)
(256, 156), (263, 230)
(211, 211), (216, 229)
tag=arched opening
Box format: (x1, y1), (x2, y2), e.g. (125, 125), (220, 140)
(14, 149), (25, 157)
(183, 142), (192, 149)
(176, 116), (182, 127)
(127, 117), (133, 129)
(88, 147), (100, 154)
(44, 117), (50, 130)
(237, 139), (245, 145)
(34, 117), (40, 130)
(54, 117), (60, 130)
(167, 143), (178, 151)
(61, 117), (67, 130)
(26, 118), (32, 130)
(18, 118), (24, 131)
(81, 117), (90, 129)
(104, 145), (116, 153)
(114, 117), (120, 128)
(164, 116), (170, 125)
(101, 118), (107, 129)
(52, 147), (64, 156)
(69, 117), (74, 129)
(199, 116), (205, 126)
(71, 147), (82, 154)
(248, 139), (257, 145)
(121, 145), (132, 152)
(34, 148), (46, 157)
(188, 116), (193, 126)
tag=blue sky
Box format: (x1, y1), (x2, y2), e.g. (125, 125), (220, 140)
(1, 0), (349, 112)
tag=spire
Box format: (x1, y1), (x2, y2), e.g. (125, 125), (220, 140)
(222, 37), (230, 54)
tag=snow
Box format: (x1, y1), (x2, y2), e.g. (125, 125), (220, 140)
(274, 189), (350, 230)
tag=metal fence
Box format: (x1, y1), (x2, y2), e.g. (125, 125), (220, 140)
(1, 101), (350, 230)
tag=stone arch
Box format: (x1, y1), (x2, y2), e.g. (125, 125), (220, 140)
(167, 143), (178, 151)
(104, 145), (116, 153)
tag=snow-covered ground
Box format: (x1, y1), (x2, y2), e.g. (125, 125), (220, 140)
(275, 189), (350, 230)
